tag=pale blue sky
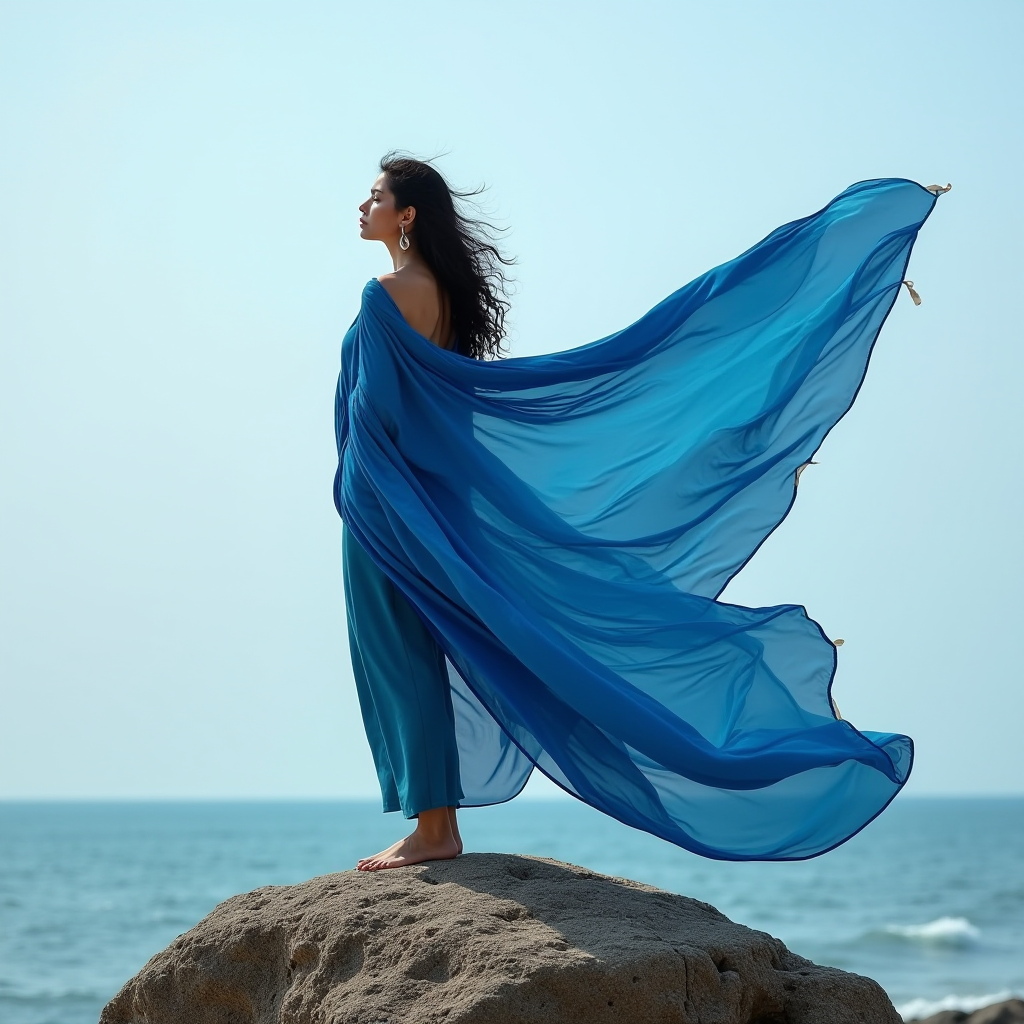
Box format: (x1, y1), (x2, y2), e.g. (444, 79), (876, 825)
(1, 1), (1021, 799)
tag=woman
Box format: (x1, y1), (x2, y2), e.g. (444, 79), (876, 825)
(336, 154), (946, 872)
(344, 154), (513, 871)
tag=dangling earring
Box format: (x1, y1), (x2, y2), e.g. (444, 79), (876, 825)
(399, 224), (410, 251)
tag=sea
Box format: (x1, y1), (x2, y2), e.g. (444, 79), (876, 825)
(0, 797), (1021, 1024)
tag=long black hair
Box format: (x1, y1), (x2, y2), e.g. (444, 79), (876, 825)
(380, 152), (515, 360)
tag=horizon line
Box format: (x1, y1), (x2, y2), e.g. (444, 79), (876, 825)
(2, 793), (1023, 804)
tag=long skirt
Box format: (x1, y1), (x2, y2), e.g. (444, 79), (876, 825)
(342, 522), (464, 818)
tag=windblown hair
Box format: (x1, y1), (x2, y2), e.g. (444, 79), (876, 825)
(380, 152), (515, 360)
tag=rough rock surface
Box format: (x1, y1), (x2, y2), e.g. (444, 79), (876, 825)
(913, 1000), (1024, 1024)
(101, 853), (901, 1024)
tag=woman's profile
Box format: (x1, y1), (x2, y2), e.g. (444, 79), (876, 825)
(335, 154), (945, 872)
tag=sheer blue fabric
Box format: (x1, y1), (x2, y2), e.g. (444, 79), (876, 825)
(334, 178), (943, 861)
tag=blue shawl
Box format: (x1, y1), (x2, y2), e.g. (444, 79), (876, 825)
(334, 178), (943, 861)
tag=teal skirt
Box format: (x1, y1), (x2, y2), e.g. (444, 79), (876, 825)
(342, 523), (464, 817)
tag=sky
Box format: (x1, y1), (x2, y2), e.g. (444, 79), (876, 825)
(1, 1), (1021, 800)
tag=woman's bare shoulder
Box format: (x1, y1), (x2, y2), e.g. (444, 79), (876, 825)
(376, 271), (440, 335)
(376, 270), (435, 304)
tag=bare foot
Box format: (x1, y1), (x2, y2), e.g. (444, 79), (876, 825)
(357, 829), (459, 871)
(357, 806), (460, 871)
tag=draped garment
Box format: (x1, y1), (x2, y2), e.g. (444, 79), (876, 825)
(334, 178), (943, 861)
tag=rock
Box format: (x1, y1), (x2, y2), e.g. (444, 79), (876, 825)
(912, 1000), (1024, 1024)
(970, 1002), (1024, 1024)
(101, 853), (900, 1024)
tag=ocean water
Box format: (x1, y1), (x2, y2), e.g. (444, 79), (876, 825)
(0, 798), (1021, 1024)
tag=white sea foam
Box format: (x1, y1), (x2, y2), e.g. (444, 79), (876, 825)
(884, 916), (981, 945)
(897, 989), (1016, 1021)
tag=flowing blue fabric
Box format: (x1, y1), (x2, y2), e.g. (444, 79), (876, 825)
(334, 178), (942, 861)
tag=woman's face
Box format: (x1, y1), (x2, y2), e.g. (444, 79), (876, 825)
(358, 173), (410, 244)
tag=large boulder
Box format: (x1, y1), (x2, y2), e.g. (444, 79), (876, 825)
(101, 853), (900, 1024)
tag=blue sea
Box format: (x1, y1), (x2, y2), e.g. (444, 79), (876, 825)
(1, 797), (1021, 1023)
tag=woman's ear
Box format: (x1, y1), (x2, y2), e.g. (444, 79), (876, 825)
(399, 205), (417, 230)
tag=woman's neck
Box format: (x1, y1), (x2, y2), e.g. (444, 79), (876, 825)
(385, 241), (421, 273)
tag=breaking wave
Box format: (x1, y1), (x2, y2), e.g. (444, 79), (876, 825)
(883, 916), (980, 946)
